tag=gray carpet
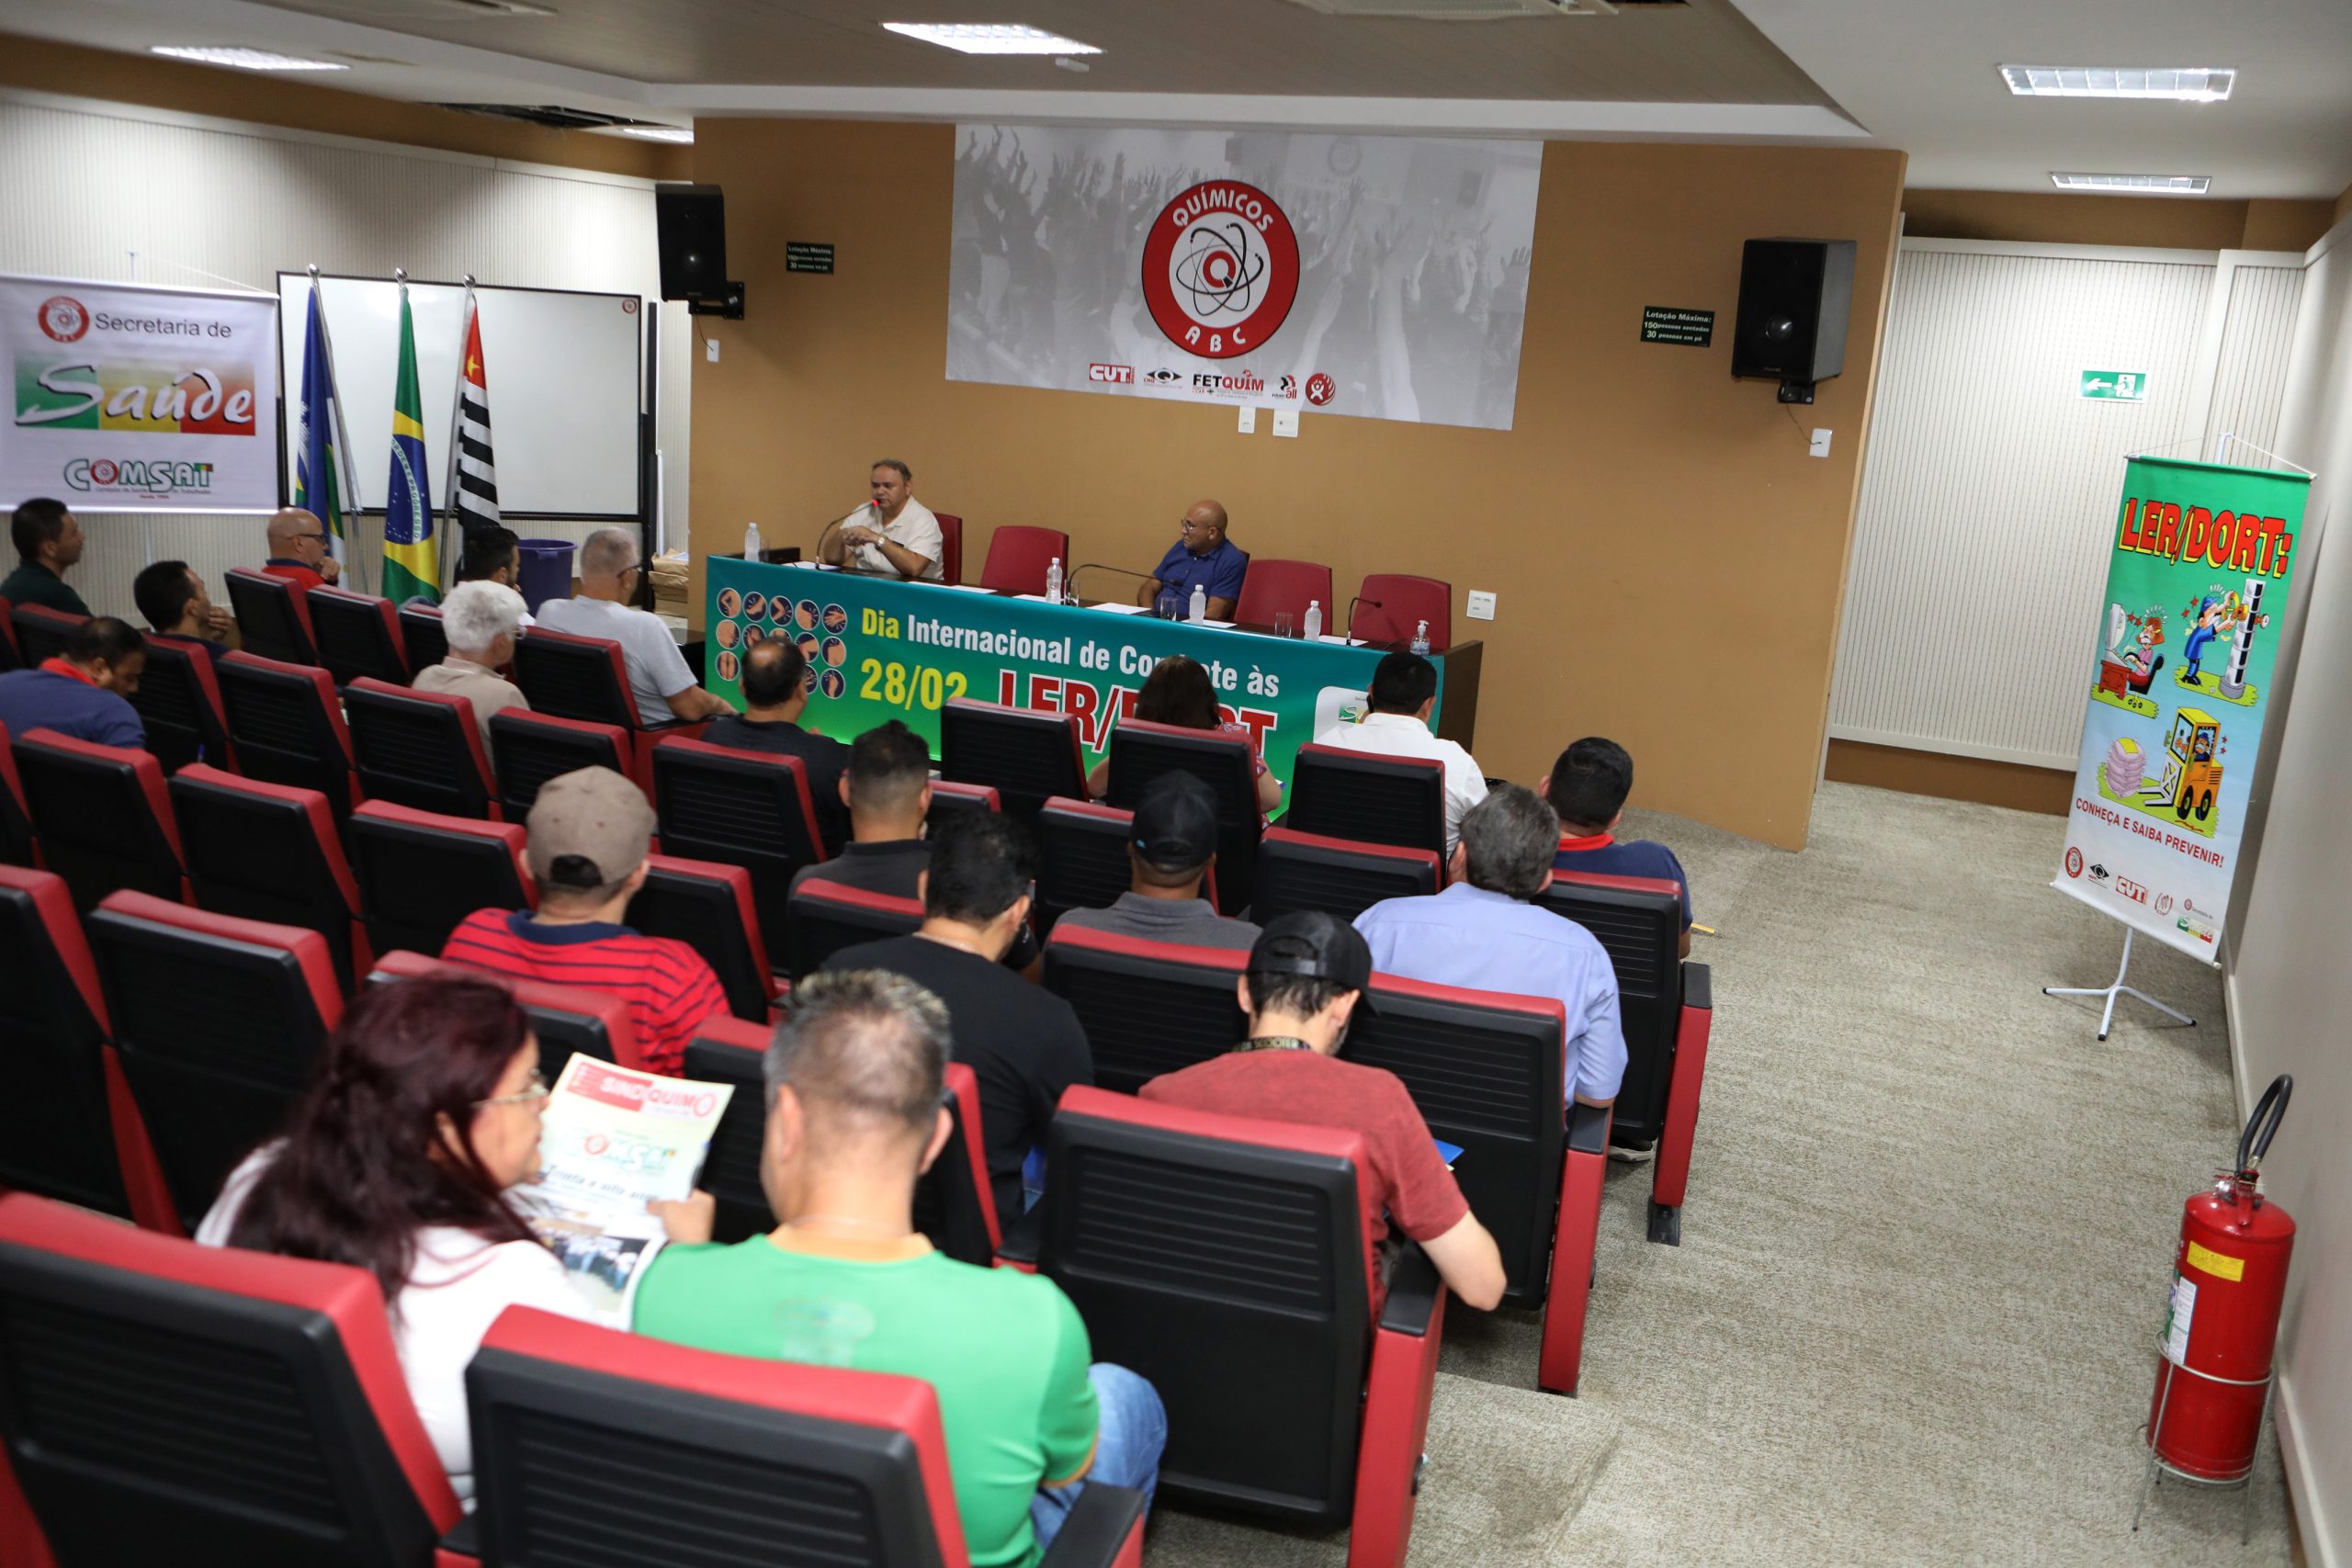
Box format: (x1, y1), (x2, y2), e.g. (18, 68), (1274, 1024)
(1146, 782), (2293, 1566)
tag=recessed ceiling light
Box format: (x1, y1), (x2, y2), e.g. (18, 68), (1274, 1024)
(614, 124), (694, 143)
(2002, 65), (2234, 102)
(880, 23), (1102, 55)
(2051, 172), (2213, 195)
(151, 45), (350, 71)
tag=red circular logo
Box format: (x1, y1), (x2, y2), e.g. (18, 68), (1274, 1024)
(2064, 846), (2083, 878)
(38, 295), (89, 343)
(1139, 180), (1299, 361)
(90, 459), (119, 486)
(1305, 372), (1336, 407)
(2155, 893), (2174, 915)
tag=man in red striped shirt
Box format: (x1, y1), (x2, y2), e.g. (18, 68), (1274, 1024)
(442, 766), (728, 1075)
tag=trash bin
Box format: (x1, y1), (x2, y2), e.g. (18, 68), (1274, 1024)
(514, 538), (577, 615)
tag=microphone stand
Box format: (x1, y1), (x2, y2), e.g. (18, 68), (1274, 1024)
(1344, 594), (1394, 649)
(1068, 562), (1161, 606)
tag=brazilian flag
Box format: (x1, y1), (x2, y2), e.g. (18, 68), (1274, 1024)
(381, 289), (439, 606)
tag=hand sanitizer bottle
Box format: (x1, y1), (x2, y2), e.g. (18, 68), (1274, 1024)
(1302, 599), (1322, 641)
(1410, 619), (1431, 656)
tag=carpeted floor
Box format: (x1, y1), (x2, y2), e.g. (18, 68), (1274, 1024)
(1144, 782), (2292, 1567)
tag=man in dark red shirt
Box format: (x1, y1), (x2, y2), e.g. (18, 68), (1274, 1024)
(1138, 911), (1505, 1313)
(442, 766), (728, 1075)
(261, 507), (341, 598)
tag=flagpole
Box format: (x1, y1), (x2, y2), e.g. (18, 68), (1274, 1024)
(309, 265), (370, 596)
(440, 276), (472, 592)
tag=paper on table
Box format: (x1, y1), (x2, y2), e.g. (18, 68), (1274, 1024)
(1088, 601), (1152, 615)
(1197, 618), (1237, 628)
(1317, 634), (1355, 645)
(941, 583), (998, 592)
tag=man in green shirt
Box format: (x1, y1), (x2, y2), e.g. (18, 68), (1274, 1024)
(635, 969), (1163, 1568)
(4, 499), (93, 617)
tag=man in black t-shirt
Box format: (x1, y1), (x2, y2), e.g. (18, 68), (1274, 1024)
(820, 809), (1090, 1221)
(706, 640), (851, 852)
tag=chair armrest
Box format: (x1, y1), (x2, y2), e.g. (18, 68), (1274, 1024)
(1681, 960), (1712, 1012)
(435, 1512), (481, 1566)
(1038, 1482), (1148, 1568)
(996, 1201), (1044, 1270)
(1379, 1241), (1442, 1337)
(1651, 960), (1714, 1227)
(1541, 1104), (1613, 1396)
(1354, 1247), (1450, 1568)
(1566, 1101), (1611, 1156)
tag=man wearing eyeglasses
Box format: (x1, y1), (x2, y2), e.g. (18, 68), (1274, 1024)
(537, 525), (735, 722)
(1136, 500), (1247, 620)
(262, 506), (342, 596)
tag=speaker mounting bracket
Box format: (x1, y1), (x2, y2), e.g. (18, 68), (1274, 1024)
(1776, 378), (1815, 405)
(687, 282), (746, 320)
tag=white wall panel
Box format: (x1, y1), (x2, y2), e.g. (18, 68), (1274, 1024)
(2205, 263), (2307, 465)
(0, 91), (690, 616)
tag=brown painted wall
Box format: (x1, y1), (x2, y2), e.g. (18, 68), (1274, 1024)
(688, 122), (1906, 850)
(1903, 187), (2333, 254)
(0, 33), (689, 181)
(1824, 740), (2070, 816)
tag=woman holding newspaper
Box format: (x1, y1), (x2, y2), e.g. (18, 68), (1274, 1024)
(196, 975), (710, 1502)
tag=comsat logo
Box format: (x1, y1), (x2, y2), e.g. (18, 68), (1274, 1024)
(65, 457), (215, 496)
(1088, 363), (1134, 384)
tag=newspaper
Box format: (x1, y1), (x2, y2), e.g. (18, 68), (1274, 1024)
(512, 1054), (734, 1326)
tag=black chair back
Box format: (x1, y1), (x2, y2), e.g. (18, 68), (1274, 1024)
(513, 626), (640, 728)
(0, 869), (128, 1215)
(216, 652), (360, 818)
(631, 856), (774, 1022)
(651, 739), (825, 964)
(398, 603), (448, 671)
(368, 953), (632, 1077)
(223, 569), (316, 665)
(1539, 873), (1686, 1147)
(938, 698), (1086, 818)
(126, 634), (232, 774)
(308, 588), (411, 687)
(1035, 796), (1135, 933)
(1286, 744), (1447, 860)
(347, 803), (530, 960)
(786, 877), (922, 979)
(1103, 719), (1261, 914)
(170, 765), (364, 991)
(1041, 926), (1245, 1095)
(0, 723), (31, 868)
(488, 708), (630, 818)
(10, 729), (184, 912)
(1252, 827), (1442, 925)
(10, 604), (85, 668)
(345, 679), (494, 819)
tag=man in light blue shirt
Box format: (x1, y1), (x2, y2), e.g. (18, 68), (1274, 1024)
(1353, 784), (1625, 1109)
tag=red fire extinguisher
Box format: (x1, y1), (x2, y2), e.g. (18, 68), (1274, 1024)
(2143, 1073), (2295, 1493)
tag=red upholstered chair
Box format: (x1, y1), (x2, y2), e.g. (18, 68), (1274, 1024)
(1035, 795), (1136, 931)
(932, 511), (964, 584)
(939, 696), (1088, 818)
(1040, 923), (1247, 1096)
(0, 597), (17, 671)
(398, 600), (448, 672)
(130, 632), (234, 774)
(0, 1192), (461, 1568)
(345, 677), (498, 819)
(1251, 827), (1442, 926)
(511, 624), (708, 791)
(1540, 870), (1714, 1245)
(347, 800), (533, 960)
(1286, 744), (1448, 861)
(217, 650), (364, 818)
(1010, 1088), (1441, 1568)
(630, 853), (784, 1021)
(0, 866), (130, 1217)
(307, 586), (412, 686)
(486, 706), (631, 819)
(450, 1305), (1146, 1568)
(978, 525), (1071, 595)
(784, 876), (922, 979)
(9, 728), (187, 911)
(1102, 717), (1261, 914)
(1350, 574), (1451, 652)
(927, 777), (1001, 823)
(1234, 558), (1334, 628)
(86, 892), (345, 1235)
(169, 764), (372, 992)
(372, 949), (644, 1077)
(7, 603), (85, 668)
(650, 735), (826, 966)
(223, 566), (318, 665)
(0, 721), (35, 868)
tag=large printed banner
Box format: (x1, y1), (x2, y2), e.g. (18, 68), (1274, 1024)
(707, 559), (1447, 787)
(2054, 456), (2310, 960)
(3, 275), (280, 513)
(946, 126), (1542, 431)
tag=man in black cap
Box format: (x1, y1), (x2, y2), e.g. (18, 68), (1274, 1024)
(1138, 912), (1505, 1312)
(1053, 772), (1260, 951)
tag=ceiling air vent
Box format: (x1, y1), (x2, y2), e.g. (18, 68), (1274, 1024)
(433, 104), (639, 130)
(1282, 0), (1615, 18)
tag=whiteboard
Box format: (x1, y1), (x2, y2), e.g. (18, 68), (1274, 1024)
(277, 273), (642, 518)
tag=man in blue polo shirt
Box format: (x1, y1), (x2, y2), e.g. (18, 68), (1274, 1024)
(1542, 736), (1693, 959)
(1354, 784), (1625, 1113)
(1138, 500), (1248, 619)
(0, 616), (146, 748)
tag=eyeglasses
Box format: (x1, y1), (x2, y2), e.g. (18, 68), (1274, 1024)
(290, 532), (327, 544)
(475, 1069), (549, 1110)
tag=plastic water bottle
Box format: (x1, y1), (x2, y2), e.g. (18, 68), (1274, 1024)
(743, 519), (763, 562)
(1189, 583), (1207, 622)
(1302, 599), (1322, 641)
(1046, 557), (1063, 604)
(1410, 619), (1431, 657)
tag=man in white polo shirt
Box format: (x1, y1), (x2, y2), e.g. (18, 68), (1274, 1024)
(536, 526), (735, 723)
(820, 458), (945, 581)
(1310, 650), (1487, 854)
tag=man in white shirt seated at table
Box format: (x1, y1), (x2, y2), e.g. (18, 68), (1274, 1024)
(820, 458), (945, 581)
(536, 526), (734, 722)
(1311, 650), (1487, 854)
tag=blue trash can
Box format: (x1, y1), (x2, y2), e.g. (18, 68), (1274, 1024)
(514, 538), (577, 615)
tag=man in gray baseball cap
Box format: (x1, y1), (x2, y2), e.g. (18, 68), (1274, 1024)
(1051, 771), (1260, 951)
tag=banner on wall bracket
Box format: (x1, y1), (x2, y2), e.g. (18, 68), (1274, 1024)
(2053, 455), (2312, 962)
(945, 126), (1543, 431)
(2, 273), (281, 513)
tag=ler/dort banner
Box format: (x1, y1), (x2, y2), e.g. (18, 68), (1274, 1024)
(2054, 455), (2311, 960)
(946, 125), (1543, 431)
(3, 274), (281, 513)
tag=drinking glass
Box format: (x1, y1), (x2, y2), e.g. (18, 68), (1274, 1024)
(1157, 590), (1182, 621)
(1272, 611), (1295, 638)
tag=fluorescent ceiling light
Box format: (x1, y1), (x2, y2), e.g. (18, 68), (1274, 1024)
(880, 23), (1102, 55)
(2052, 172), (2212, 195)
(151, 45), (350, 71)
(2001, 65), (2234, 102)
(614, 125), (694, 143)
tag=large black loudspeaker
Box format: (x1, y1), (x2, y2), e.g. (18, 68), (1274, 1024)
(1732, 239), (1856, 400)
(655, 184), (742, 317)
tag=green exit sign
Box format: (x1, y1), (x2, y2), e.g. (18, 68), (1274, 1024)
(2081, 370), (2149, 401)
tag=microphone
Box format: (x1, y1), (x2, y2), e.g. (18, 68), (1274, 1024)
(814, 502), (880, 572)
(1344, 594), (1391, 649)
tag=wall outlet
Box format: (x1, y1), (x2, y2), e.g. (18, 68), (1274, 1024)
(1466, 590), (1497, 621)
(1272, 408), (1300, 438)
(705, 338), (720, 363)
(1809, 427), (1832, 457)
(1238, 406), (1257, 434)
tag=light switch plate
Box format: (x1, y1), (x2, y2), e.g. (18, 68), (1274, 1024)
(1238, 406), (1257, 434)
(1809, 427), (1832, 457)
(1272, 409), (1300, 438)
(705, 338), (720, 363)
(1466, 590), (1497, 621)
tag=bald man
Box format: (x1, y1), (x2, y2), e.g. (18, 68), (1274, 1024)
(1138, 500), (1248, 620)
(262, 507), (341, 596)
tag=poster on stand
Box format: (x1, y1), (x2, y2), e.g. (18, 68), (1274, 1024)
(945, 125), (1543, 431)
(2, 275), (280, 513)
(2053, 455), (2311, 960)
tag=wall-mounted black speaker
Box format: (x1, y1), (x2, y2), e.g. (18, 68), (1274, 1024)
(655, 184), (741, 316)
(1732, 238), (1856, 401)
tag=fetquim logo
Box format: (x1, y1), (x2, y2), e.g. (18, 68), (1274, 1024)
(1141, 180), (1300, 360)
(38, 296), (89, 343)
